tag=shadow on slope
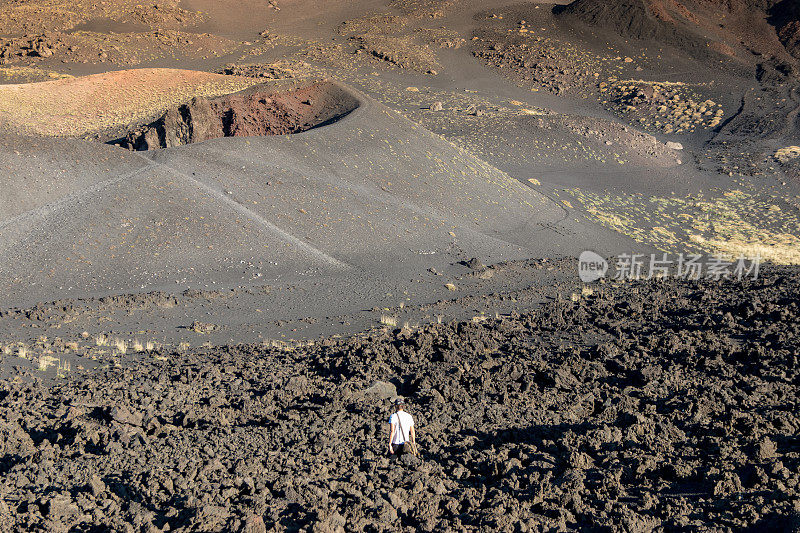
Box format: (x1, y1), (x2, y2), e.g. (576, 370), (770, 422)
(770, 0), (800, 59)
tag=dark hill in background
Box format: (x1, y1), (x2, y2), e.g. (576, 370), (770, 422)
(555, 0), (675, 41)
(556, 0), (800, 62)
(554, 0), (719, 57)
(771, 0), (800, 58)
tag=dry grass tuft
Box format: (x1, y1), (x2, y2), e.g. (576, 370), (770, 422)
(38, 355), (59, 371)
(570, 188), (800, 265)
(689, 235), (800, 265)
(57, 359), (71, 377)
(380, 315), (398, 327)
(114, 339), (127, 354)
(775, 146), (800, 163)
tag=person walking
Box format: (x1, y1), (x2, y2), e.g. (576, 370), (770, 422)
(387, 398), (416, 457)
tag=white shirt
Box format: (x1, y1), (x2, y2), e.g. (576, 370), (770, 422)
(389, 411), (414, 444)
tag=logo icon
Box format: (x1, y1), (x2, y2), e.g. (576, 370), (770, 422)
(578, 251), (608, 282)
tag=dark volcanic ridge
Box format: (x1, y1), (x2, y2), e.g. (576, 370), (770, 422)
(554, 0), (740, 62)
(772, 0), (800, 59)
(556, 0), (682, 41)
(114, 81), (360, 151)
(555, 0), (800, 62)
(1, 267), (799, 532)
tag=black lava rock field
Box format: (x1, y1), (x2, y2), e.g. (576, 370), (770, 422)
(1, 267), (799, 532)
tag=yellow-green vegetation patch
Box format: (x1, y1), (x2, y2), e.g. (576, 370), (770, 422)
(0, 0), (204, 35)
(601, 79), (723, 134)
(568, 188), (800, 264)
(354, 34), (440, 74)
(775, 146), (800, 163)
(0, 66), (73, 83)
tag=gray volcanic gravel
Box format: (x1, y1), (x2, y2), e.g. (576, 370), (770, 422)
(0, 266), (798, 532)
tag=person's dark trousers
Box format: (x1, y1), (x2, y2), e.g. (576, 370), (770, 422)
(390, 443), (405, 457)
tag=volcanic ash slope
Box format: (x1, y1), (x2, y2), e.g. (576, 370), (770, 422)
(0, 75), (629, 306)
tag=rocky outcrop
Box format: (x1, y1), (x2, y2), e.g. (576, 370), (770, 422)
(118, 81), (360, 150)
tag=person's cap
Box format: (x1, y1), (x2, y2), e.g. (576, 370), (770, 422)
(393, 397), (405, 405)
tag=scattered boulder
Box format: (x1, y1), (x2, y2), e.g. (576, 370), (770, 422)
(240, 514), (267, 533)
(88, 475), (106, 498)
(757, 437), (778, 462)
(666, 141), (683, 150)
(190, 321), (219, 334)
(285, 375), (311, 396)
(713, 472), (743, 497)
(62, 406), (85, 422)
(464, 257), (485, 270)
(187, 505), (230, 532)
(362, 380), (397, 400)
(0, 420), (35, 458)
(110, 405), (143, 427)
(44, 494), (81, 523)
(313, 511), (346, 533)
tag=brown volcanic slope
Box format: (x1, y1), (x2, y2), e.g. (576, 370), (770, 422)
(556, 0), (681, 40)
(556, 0), (798, 61)
(555, 0), (721, 46)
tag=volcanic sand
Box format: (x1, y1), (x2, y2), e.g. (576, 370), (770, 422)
(0, 68), (261, 137)
(0, 72), (638, 308)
